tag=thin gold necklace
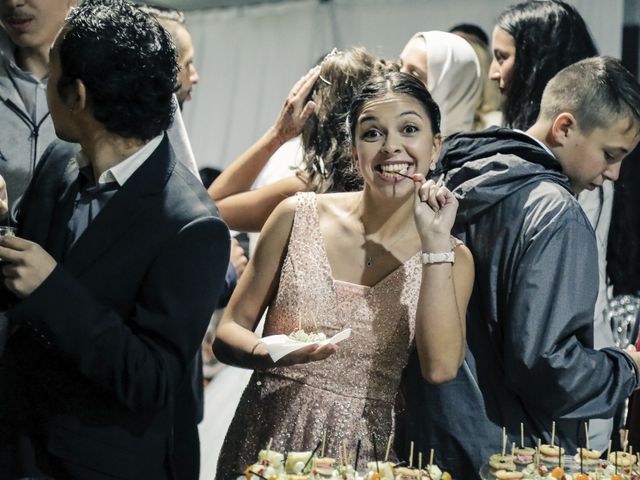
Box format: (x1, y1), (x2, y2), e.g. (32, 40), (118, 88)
(363, 227), (415, 268)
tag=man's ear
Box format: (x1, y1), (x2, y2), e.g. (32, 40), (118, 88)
(550, 112), (578, 146)
(69, 78), (87, 113)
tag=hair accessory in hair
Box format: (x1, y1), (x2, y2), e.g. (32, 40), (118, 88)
(321, 48), (341, 64)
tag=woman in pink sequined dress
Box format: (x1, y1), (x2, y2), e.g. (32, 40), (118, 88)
(213, 71), (474, 478)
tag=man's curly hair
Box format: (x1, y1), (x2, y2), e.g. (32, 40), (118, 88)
(57, 0), (179, 140)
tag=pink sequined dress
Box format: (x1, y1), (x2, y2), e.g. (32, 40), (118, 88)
(216, 192), (426, 479)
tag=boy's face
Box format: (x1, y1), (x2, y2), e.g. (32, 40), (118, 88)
(558, 117), (640, 194)
(0, 0), (74, 51)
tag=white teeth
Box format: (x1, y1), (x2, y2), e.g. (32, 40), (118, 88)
(380, 164), (410, 175)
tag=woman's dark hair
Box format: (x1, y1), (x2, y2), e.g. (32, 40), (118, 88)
(497, 0), (598, 130)
(348, 71), (441, 144)
(58, 0), (179, 140)
(301, 47), (398, 193)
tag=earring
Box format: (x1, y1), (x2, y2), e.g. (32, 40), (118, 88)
(429, 162), (437, 171)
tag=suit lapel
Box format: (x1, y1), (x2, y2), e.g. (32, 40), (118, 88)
(63, 135), (175, 276)
(17, 148), (80, 261)
(48, 160), (80, 261)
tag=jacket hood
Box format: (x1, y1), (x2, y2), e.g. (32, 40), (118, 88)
(439, 127), (572, 222)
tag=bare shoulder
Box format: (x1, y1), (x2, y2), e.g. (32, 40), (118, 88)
(453, 242), (475, 278)
(453, 242), (473, 262)
(315, 191), (361, 218)
(263, 194), (298, 233)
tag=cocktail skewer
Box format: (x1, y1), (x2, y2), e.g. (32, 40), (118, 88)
(429, 448), (434, 477)
(354, 439), (362, 472)
(409, 441), (414, 468)
(302, 441), (322, 473)
(384, 434), (393, 462)
(502, 427), (507, 456)
(372, 434), (380, 473)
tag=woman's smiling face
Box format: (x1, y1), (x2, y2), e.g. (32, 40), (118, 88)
(353, 92), (440, 198)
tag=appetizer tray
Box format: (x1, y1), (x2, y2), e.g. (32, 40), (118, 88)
(479, 457), (611, 480)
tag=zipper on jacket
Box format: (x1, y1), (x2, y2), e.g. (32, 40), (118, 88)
(4, 98), (51, 174)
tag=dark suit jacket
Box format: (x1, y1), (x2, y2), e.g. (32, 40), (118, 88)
(0, 136), (230, 479)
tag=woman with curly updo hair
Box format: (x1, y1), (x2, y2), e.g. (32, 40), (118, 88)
(208, 47), (397, 232)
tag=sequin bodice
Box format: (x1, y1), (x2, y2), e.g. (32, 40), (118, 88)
(216, 192), (424, 479)
(264, 192), (421, 402)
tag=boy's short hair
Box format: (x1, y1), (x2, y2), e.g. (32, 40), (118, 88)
(540, 56), (640, 134)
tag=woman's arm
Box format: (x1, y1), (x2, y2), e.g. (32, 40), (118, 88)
(215, 174), (308, 232)
(208, 67), (320, 230)
(415, 243), (473, 383)
(412, 176), (474, 383)
(213, 196), (335, 369)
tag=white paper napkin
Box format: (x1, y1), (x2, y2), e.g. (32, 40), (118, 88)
(260, 328), (352, 362)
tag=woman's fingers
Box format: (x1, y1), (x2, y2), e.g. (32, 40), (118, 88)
(312, 343), (337, 360)
(279, 342), (337, 366)
(427, 182), (440, 210)
(299, 100), (317, 123)
(415, 179), (441, 210)
(289, 65), (321, 100)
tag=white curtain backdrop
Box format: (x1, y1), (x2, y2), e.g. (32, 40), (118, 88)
(182, 0), (624, 172)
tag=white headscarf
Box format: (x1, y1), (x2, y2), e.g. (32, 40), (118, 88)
(415, 31), (482, 136)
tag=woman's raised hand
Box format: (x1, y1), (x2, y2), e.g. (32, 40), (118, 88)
(272, 66), (321, 145)
(412, 173), (459, 248)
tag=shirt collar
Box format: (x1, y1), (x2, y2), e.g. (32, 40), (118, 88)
(75, 133), (164, 186)
(513, 128), (556, 159)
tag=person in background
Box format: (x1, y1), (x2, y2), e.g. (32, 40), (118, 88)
(0, 1), (230, 478)
(139, 9), (248, 476)
(0, 0), (77, 216)
(490, 0), (597, 131)
(399, 30), (482, 136)
(489, 0), (616, 450)
(0, 0), (201, 223)
(138, 4), (199, 110)
(449, 23), (502, 129)
(209, 48), (396, 232)
(399, 56), (640, 479)
(141, 3), (248, 311)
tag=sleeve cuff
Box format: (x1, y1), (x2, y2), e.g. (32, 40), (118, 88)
(619, 347), (640, 391)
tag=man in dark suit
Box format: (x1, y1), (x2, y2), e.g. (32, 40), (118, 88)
(0, 1), (230, 478)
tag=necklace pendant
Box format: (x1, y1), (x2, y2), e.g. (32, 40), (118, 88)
(366, 256), (372, 267)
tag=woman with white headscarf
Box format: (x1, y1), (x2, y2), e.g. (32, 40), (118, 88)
(400, 30), (482, 136)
